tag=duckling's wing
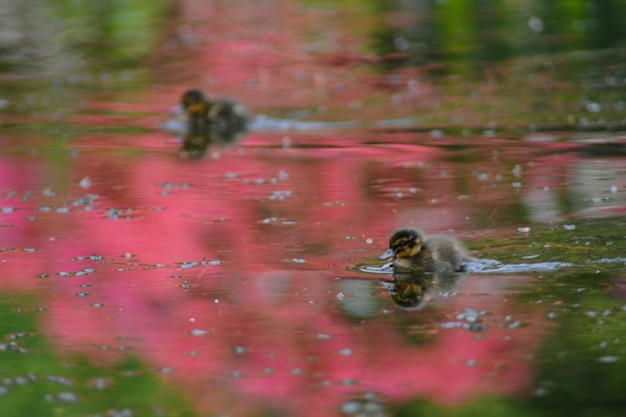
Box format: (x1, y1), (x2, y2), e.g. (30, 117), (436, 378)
(426, 236), (467, 272)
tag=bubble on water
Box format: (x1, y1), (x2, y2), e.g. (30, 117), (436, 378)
(517, 227), (531, 233)
(268, 190), (292, 201)
(586, 102), (601, 112)
(190, 329), (209, 336)
(341, 400), (361, 414)
(79, 177), (92, 189)
(598, 356), (619, 363)
(339, 348), (353, 356)
(528, 16), (543, 32)
(56, 392), (80, 403)
(563, 224), (576, 230)
(336, 292), (345, 301)
(89, 378), (108, 390)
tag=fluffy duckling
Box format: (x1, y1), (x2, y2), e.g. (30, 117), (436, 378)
(179, 89), (250, 157)
(380, 228), (469, 274)
(181, 89), (211, 137)
(181, 89), (249, 138)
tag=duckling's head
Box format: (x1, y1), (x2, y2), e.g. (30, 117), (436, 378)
(379, 229), (424, 260)
(181, 89), (209, 115)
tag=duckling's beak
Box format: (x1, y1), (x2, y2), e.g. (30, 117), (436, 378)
(379, 248), (395, 260)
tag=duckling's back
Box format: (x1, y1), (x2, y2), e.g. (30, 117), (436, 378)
(424, 235), (468, 273)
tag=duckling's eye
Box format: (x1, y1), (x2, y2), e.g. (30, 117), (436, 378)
(396, 240), (407, 248)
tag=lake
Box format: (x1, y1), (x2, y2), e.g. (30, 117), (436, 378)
(1, 1), (626, 416)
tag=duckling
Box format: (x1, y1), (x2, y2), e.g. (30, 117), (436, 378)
(180, 89), (250, 145)
(380, 228), (469, 274)
(207, 99), (249, 138)
(181, 89), (211, 137)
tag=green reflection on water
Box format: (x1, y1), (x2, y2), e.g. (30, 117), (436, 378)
(522, 267), (626, 407)
(0, 0), (168, 74)
(393, 218), (626, 416)
(469, 217), (626, 271)
(0, 295), (195, 417)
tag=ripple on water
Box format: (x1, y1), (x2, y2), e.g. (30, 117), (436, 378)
(360, 258), (574, 275)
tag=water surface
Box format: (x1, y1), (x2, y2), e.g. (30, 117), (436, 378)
(1, 1), (626, 417)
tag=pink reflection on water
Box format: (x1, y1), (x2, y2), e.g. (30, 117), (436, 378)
(2, 125), (623, 417)
(0, 133), (554, 416)
(40, 264), (541, 416)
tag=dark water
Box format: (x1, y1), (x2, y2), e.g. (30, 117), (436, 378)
(1, 1), (626, 417)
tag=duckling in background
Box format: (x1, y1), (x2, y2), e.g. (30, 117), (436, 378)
(181, 89), (211, 136)
(207, 99), (249, 138)
(179, 89), (250, 157)
(380, 228), (469, 274)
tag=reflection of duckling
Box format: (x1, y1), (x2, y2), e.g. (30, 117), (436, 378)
(380, 228), (469, 274)
(389, 269), (463, 310)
